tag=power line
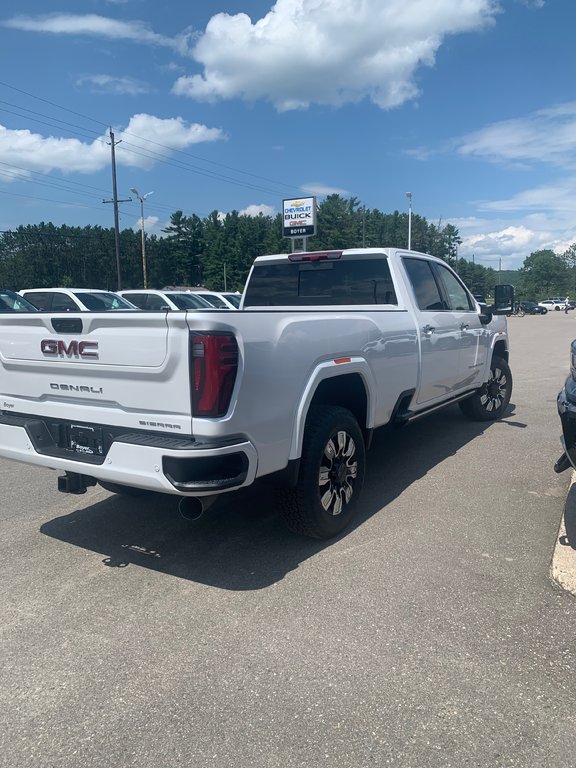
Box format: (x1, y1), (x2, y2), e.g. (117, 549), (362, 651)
(0, 80), (300, 197)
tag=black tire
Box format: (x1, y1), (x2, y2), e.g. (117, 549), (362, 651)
(277, 405), (366, 539)
(555, 306), (561, 311)
(541, 308), (548, 314)
(98, 480), (150, 497)
(459, 355), (512, 421)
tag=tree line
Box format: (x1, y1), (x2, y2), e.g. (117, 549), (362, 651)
(1, 193), (574, 299)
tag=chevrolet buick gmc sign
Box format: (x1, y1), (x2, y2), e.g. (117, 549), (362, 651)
(282, 197), (317, 238)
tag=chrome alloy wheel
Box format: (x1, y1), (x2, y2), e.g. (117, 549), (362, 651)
(480, 364), (508, 413)
(318, 430), (358, 516)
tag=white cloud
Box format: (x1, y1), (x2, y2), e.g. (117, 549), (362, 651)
(2, 13), (193, 53)
(0, 115), (225, 178)
(173, 0), (498, 110)
(77, 74), (151, 96)
(301, 182), (349, 197)
(4, 4), (500, 112)
(456, 102), (576, 168)
(451, 213), (576, 268)
(132, 214), (160, 234)
(119, 114), (226, 167)
(239, 203), (276, 217)
(476, 178), (576, 213)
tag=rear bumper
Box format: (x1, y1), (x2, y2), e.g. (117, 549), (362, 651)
(0, 412), (257, 495)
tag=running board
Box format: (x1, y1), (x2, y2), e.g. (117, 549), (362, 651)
(395, 391), (478, 424)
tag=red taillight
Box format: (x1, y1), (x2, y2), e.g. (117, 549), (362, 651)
(190, 333), (239, 418)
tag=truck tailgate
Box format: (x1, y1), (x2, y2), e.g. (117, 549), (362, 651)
(0, 311), (194, 430)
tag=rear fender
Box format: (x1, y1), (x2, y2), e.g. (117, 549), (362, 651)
(288, 357), (375, 461)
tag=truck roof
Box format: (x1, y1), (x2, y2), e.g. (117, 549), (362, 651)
(253, 247), (432, 264)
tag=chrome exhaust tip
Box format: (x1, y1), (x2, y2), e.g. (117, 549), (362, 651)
(178, 495), (218, 521)
(178, 497), (205, 521)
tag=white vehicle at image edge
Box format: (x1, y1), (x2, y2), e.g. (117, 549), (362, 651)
(0, 248), (513, 539)
(538, 298), (570, 311)
(19, 287), (137, 312)
(117, 290), (215, 311)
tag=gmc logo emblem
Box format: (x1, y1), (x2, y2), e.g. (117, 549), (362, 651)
(41, 339), (99, 359)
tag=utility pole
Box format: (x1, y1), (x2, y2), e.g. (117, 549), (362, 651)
(130, 188), (154, 289)
(406, 192), (413, 250)
(103, 128), (131, 290)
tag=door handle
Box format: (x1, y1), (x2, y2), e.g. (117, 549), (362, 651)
(460, 323), (469, 330)
(422, 324), (435, 335)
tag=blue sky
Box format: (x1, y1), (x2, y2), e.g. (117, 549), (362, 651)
(0, 0), (573, 269)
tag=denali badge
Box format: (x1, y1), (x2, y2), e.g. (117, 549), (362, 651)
(41, 339), (99, 358)
(50, 383), (103, 394)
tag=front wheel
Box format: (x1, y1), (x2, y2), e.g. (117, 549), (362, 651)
(277, 405), (366, 539)
(458, 356), (512, 421)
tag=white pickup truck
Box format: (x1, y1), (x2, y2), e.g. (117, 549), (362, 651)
(0, 248), (513, 538)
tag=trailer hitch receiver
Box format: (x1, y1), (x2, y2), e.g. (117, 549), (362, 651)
(58, 472), (97, 494)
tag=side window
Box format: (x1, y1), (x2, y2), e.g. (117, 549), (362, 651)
(433, 264), (474, 311)
(23, 292), (52, 311)
(403, 258), (446, 311)
(51, 293), (79, 311)
(145, 294), (170, 310)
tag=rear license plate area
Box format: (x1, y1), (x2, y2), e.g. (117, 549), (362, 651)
(68, 424), (104, 456)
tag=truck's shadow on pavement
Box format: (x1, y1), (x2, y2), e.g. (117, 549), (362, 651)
(41, 404), (521, 590)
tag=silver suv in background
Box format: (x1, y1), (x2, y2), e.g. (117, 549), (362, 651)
(160, 287), (240, 309)
(193, 291), (239, 309)
(117, 290), (215, 311)
(19, 288), (137, 312)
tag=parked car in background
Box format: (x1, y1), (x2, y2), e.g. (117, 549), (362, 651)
(0, 289), (39, 312)
(19, 288), (137, 312)
(220, 292), (242, 308)
(118, 290), (214, 311)
(191, 290), (239, 309)
(518, 301), (548, 315)
(538, 298), (570, 311)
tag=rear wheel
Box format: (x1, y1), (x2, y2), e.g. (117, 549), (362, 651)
(277, 405), (366, 539)
(459, 356), (512, 421)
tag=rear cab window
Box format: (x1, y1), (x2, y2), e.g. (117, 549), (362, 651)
(244, 257), (398, 306)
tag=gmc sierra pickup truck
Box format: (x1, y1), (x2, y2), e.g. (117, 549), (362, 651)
(0, 248), (513, 538)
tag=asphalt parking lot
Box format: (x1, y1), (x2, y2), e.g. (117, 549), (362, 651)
(2, 310), (576, 767)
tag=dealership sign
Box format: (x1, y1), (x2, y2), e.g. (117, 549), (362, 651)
(282, 197), (317, 238)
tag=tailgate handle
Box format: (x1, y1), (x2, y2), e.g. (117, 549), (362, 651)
(51, 317), (83, 334)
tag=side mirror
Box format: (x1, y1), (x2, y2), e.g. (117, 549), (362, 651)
(492, 284), (515, 315)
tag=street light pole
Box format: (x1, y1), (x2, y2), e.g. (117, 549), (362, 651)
(130, 187), (153, 289)
(406, 192), (413, 250)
